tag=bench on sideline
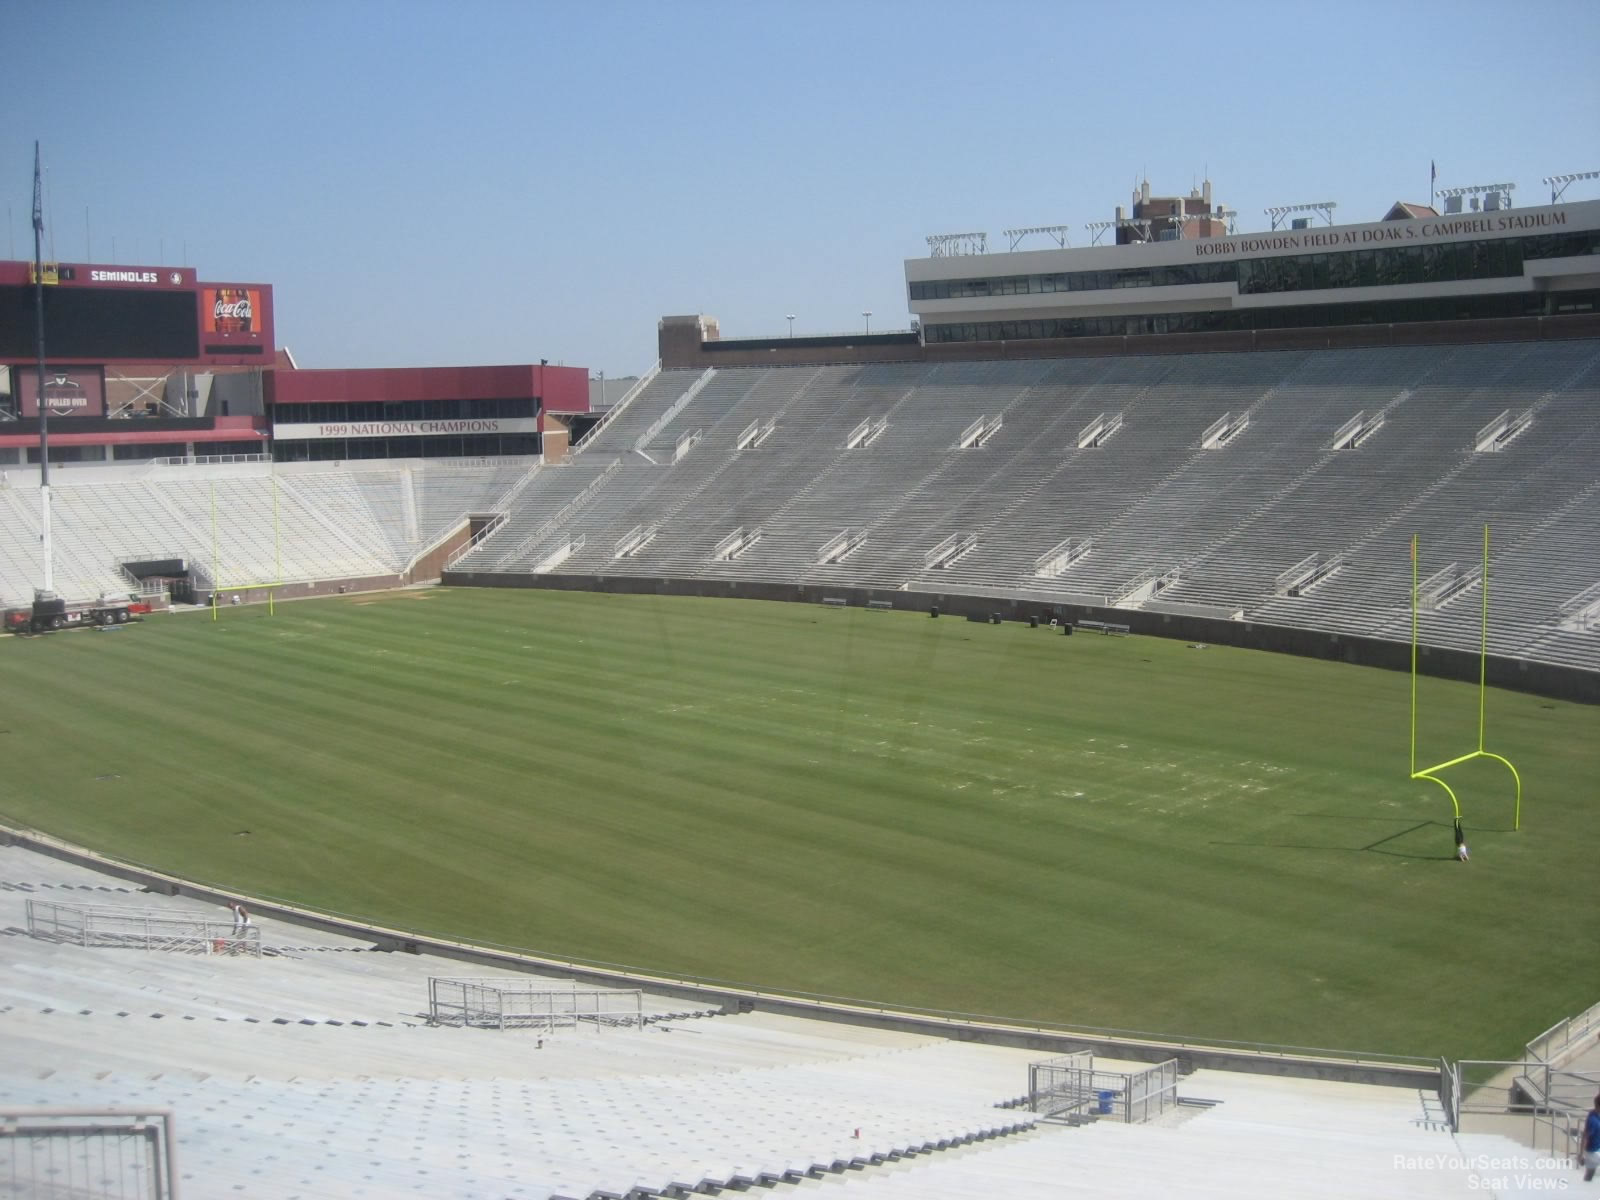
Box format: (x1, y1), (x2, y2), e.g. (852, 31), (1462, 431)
(1076, 619), (1131, 636)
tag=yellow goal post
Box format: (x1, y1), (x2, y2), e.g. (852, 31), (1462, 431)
(207, 476), (285, 620)
(1409, 524), (1523, 847)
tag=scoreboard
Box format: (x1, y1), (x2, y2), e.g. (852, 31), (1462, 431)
(0, 261), (273, 366)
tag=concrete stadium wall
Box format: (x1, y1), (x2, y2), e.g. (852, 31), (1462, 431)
(403, 521), (471, 584)
(210, 572), (404, 606)
(441, 570), (1599, 704)
(0, 823), (1440, 1090)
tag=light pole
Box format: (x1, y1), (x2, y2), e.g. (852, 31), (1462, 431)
(539, 358), (548, 457)
(786, 314), (796, 338)
(862, 310), (872, 335)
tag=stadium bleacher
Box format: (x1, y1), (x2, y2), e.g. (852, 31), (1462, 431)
(2, 339), (1595, 674)
(6, 841), (1577, 1198)
(6, 841), (1557, 1200)
(0, 459), (540, 606)
(0, 843), (1044, 1197)
(449, 339), (1600, 671)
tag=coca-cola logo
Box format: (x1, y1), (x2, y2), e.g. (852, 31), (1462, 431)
(214, 296), (253, 320)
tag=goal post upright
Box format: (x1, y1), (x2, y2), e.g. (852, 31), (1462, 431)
(1471, 522), (1523, 829)
(1410, 533), (1419, 778)
(269, 470), (281, 616)
(210, 478), (220, 624)
(1408, 524), (1523, 845)
(208, 475), (287, 622)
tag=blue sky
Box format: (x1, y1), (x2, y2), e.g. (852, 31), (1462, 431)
(6, 0), (1598, 377)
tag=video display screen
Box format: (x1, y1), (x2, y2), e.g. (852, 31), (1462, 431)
(0, 285), (200, 360)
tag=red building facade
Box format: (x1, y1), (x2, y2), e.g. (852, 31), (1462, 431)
(266, 363), (588, 461)
(0, 259), (275, 464)
(1, 257), (588, 466)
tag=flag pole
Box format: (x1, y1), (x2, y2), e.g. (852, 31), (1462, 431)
(31, 141), (54, 600)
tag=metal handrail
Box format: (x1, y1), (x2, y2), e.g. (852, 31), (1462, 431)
(439, 512), (506, 571)
(148, 453), (271, 467)
(574, 360), (660, 454)
(492, 458), (622, 569)
(1527, 1000), (1600, 1063)
(1440, 1057), (1460, 1130)
(634, 367), (714, 453)
(0, 1107), (179, 1199)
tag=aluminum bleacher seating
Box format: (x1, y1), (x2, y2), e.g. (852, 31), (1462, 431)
(2, 843), (1505, 1199)
(457, 340), (1600, 670)
(1, 341), (1594, 673)
(0, 843), (1043, 1199)
(0, 456), (542, 603)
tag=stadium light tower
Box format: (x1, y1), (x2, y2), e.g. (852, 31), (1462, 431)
(925, 231), (987, 257)
(786, 314), (796, 338)
(1264, 202), (1337, 231)
(1541, 171), (1600, 204)
(1084, 218), (1153, 246)
(862, 311), (872, 335)
(1002, 225), (1072, 251)
(1435, 183), (1516, 213)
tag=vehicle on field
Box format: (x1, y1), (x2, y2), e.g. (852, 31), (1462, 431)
(2, 593), (152, 634)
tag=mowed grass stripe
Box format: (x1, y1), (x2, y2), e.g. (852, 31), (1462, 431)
(0, 588), (1594, 1058)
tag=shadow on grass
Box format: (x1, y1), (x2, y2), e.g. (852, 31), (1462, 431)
(1300, 809), (1521, 836)
(1210, 818), (1462, 861)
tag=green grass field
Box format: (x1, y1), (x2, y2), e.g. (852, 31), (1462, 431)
(1, 587), (1595, 1060)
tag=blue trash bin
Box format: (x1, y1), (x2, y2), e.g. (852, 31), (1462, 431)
(1096, 1090), (1115, 1115)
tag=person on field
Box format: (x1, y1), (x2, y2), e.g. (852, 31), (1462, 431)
(1581, 1093), (1600, 1182)
(1454, 821), (1469, 862)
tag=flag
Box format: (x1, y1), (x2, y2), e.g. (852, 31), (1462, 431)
(1430, 160), (1437, 183)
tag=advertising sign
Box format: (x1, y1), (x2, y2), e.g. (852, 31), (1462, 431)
(16, 366), (107, 417)
(203, 287), (262, 336)
(271, 417), (542, 441)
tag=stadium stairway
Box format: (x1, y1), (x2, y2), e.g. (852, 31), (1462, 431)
(825, 1069), (1561, 1199)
